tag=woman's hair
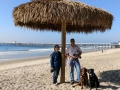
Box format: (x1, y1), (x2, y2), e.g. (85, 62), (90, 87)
(54, 45), (60, 50)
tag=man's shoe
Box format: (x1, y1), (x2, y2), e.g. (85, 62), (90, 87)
(56, 83), (58, 86)
(74, 81), (80, 83)
(70, 82), (74, 85)
(52, 84), (57, 86)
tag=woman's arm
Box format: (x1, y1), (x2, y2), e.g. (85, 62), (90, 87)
(50, 54), (54, 69)
(59, 52), (62, 67)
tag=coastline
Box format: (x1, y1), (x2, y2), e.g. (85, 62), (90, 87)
(0, 48), (116, 71)
(0, 48), (110, 71)
(0, 56), (50, 71)
(0, 48), (118, 71)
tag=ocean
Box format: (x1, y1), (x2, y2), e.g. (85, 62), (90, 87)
(0, 44), (111, 62)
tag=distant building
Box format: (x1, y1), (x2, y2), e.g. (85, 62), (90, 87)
(118, 41), (120, 45)
(111, 42), (118, 45)
(13, 41), (17, 43)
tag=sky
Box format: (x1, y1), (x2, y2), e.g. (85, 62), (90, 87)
(0, 0), (120, 43)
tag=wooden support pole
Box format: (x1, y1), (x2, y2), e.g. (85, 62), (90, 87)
(60, 21), (66, 83)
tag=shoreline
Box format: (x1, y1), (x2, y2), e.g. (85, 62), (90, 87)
(0, 56), (49, 71)
(0, 48), (118, 71)
(0, 46), (111, 61)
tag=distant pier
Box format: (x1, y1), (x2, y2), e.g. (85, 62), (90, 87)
(0, 42), (114, 48)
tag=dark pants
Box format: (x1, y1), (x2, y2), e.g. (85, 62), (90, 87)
(53, 67), (60, 84)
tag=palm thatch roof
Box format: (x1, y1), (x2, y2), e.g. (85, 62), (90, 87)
(13, 0), (113, 33)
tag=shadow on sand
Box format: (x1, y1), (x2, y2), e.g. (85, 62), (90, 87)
(57, 70), (120, 89)
(99, 70), (120, 89)
(57, 81), (70, 85)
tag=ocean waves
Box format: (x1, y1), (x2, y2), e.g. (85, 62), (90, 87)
(29, 48), (53, 52)
(0, 45), (111, 62)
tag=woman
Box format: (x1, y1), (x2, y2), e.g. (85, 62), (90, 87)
(50, 45), (62, 85)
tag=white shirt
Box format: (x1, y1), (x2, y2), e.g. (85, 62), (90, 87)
(66, 44), (82, 58)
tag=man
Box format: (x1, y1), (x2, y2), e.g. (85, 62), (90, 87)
(66, 38), (82, 84)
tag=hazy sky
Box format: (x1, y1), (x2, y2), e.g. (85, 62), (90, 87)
(0, 0), (120, 43)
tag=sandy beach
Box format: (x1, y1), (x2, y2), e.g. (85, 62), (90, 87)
(0, 49), (120, 90)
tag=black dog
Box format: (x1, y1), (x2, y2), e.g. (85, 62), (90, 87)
(88, 69), (100, 90)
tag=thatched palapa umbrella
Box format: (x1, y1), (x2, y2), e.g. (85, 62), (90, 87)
(13, 0), (113, 82)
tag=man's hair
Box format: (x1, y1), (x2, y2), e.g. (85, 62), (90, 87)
(70, 38), (75, 41)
